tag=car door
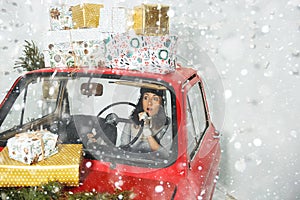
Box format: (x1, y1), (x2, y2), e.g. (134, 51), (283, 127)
(184, 78), (220, 199)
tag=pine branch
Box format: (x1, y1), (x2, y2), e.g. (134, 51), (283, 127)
(0, 181), (134, 200)
(14, 40), (45, 71)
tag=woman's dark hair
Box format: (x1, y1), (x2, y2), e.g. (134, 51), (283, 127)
(130, 87), (167, 129)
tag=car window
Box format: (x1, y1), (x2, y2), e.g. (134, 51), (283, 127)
(66, 78), (140, 117)
(65, 77), (174, 147)
(0, 90), (24, 132)
(186, 82), (208, 158)
(24, 79), (59, 121)
(0, 79), (59, 132)
(0, 73), (177, 168)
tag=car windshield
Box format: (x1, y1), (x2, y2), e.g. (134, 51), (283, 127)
(0, 71), (178, 168)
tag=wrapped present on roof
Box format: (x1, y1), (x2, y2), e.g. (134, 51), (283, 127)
(49, 6), (73, 31)
(71, 3), (104, 29)
(133, 4), (170, 36)
(43, 40), (106, 68)
(104, 32), (178, 74)
(99, 6), (131, 33)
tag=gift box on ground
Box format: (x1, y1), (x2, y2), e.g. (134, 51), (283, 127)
(0, 144), (82, 187)
(133, 4), (170, 36)
(72, 3), (103, 29)
(104, 32), (178, 74)
(7, 131), (58, 165)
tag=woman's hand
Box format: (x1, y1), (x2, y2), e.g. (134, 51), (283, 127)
(138, 112), (148, 121)
(143, 125), (152, 137)
(138, 112), (152, 126)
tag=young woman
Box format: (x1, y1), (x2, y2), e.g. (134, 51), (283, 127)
(120, 87), (172, 158)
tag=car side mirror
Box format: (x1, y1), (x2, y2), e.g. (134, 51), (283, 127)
(80, 82), (103, 96)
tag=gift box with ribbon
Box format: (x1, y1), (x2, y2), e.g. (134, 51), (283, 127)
(43, 40), (106, 68)
(49, 6), (73, 31)
(6, 130), (58, 165)
(104, 32), (178, 74)
(0, 144), (82, 187)
(133, 4), (170, 36)
(72, 3), (104, 29)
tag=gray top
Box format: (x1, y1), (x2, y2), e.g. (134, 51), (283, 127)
(120, 121), (172, 158)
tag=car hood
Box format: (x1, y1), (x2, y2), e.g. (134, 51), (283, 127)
(70, 169), (177, 199)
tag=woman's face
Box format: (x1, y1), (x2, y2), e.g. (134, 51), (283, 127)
(142, 92), (162, 117)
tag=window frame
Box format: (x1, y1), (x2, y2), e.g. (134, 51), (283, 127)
(185, 80), (209, 160)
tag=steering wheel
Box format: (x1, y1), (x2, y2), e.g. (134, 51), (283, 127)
(97, 101), (136, 125)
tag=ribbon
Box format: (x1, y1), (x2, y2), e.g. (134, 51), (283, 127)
(15, 132), (45, 163)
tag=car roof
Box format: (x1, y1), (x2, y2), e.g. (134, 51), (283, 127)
(26, 65), (198, 85)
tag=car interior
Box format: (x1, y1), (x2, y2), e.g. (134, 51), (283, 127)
(0, 74), (177, 166)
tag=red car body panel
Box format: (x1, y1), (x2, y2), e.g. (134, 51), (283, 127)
(0, 66), (221, 199)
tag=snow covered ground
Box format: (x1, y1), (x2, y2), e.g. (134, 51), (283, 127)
(0, 0), (299, 199)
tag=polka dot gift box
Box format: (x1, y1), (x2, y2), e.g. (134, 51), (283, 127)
(104, 32), (178, 74)
(0, 144), (82, 187)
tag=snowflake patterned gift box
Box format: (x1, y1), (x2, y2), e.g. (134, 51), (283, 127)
(104, 32), (178, 74)
(6, 130), (58, 165)
(0, 144), (82, 187)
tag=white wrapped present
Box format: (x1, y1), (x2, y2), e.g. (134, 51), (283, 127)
(43, 42), (74, 68)
(98, 7), (131, 33)
(43, 40), (106, 68)
(49, 6), (73, 31)
(104, 32), (178, 74)
(7, 130), (58, 165)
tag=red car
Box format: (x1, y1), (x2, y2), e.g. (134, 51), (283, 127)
(0, 66), (221, 199)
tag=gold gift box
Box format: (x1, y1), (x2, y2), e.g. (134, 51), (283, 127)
(72, 3), (104, 29)
(133, 4), (170, 36)
(0, 144), (82, 187)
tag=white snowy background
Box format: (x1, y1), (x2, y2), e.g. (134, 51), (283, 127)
(0, 0), (299, 199)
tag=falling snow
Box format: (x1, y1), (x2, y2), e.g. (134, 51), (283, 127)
(155, 185), (164, 193)
(0, 0), (299, 199)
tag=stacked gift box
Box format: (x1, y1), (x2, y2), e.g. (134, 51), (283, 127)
(98, 6), (131, 33)
(49, 6), (73, 31)
(0, 130), (82, 187)
(71, 3), (104, 29)
(43, 39), (106, 68)
(48, 3), (170, 35)
(6, 130), (58, 165)
(49, 3), (104, 31)
(133, 4), (170, 36)
(104, 32), (178, 74)
(45, 3), (177, 73)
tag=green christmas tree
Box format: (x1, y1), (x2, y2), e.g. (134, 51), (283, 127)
(14, 40), (45, 71)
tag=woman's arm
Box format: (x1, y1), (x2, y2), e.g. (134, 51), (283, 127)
(146, 124), (172, 157)
(146, 135), (160, 151)
(120, 123), (132, 145)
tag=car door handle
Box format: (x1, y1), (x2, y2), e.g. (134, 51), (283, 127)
(213, 130), (221, 139)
